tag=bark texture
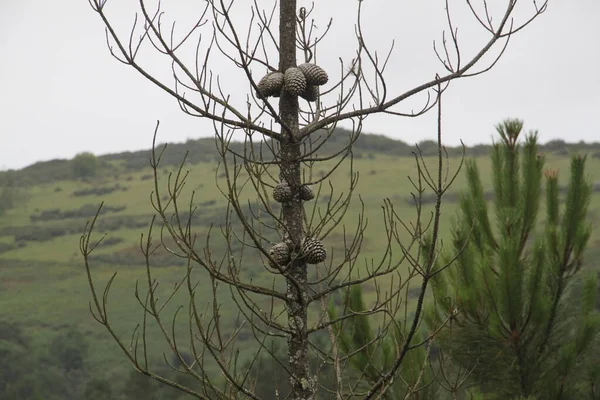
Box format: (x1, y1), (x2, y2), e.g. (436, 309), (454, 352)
(279, 1), (314, 399)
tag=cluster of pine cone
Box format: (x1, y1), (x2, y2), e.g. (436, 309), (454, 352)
(267, 180), (327, 269)
(256, 63), (328, 102)
(272, 182), (314, 203)
(268, 236), (327, 269)
(259, 64), (329, 269)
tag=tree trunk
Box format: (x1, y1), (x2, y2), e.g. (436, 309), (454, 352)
(279, 2), (314, 399)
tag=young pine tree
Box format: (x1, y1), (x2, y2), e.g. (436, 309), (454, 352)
(426, 119), (600, 399)
(329, 285), (438, 399)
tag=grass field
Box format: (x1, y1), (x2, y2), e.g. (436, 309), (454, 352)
(1, 147), (600, 384)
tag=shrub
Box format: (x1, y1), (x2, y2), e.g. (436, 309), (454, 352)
(29, 204), (126, 222)
(72, 185), (124, 197)
(72, 152), (99, 179)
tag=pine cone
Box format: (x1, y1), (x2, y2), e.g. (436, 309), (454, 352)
(298, 63), (328, 86)
(256, 71), (284, 98)
(299, 185), (315, 201)
(273, 182), (293, 203)
(301, 237), (327, 264)
(283, 67), (307, 96)
(300, 85), (319, 102)
(268, 242), (290, 268)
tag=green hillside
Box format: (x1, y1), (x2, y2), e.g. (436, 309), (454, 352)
(1, 132), (600, 396)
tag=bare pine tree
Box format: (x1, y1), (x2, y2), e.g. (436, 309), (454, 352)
(81, 1), (547, 399)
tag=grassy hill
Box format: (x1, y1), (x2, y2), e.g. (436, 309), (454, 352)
(1, 132), (600, 392)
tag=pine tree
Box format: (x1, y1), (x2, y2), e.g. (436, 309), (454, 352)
(426, 119), (600, 399)
(329, 285), (437, 399)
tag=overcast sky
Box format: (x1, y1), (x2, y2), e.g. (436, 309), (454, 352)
(1, 1), (598, 170)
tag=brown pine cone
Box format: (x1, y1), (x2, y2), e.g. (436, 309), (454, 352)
(298, 63), (328, 86)
(268, 242), (291, 268)
(300, 237), (327, 264)
(283, 67), (307, 96)
(300, 85), (319, 102)
(273, 182), (293, 203)
(299, 185), (315, 201)
(256, 71), (284, 98)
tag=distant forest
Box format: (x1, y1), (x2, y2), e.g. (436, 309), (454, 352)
(3, 128), (600, 186)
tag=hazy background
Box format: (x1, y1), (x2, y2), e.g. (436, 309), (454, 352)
(1, 0), (598, 170)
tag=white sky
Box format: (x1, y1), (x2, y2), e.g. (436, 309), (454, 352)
(1, 1), (598, 170)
